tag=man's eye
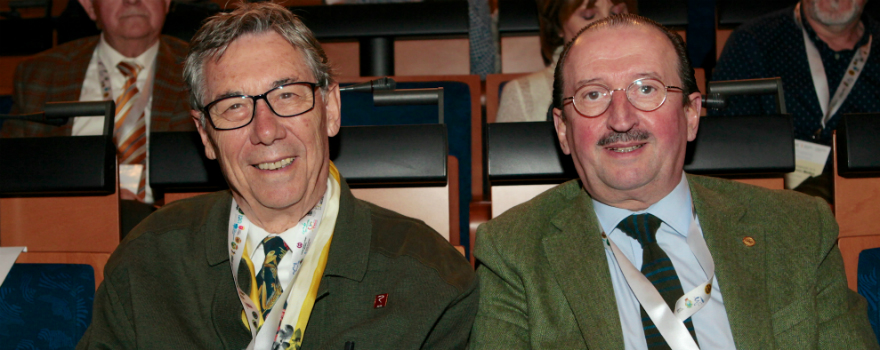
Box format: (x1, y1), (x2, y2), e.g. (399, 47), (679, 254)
(638, 86), (657, 95)
(278, 92), (299, 100)
(226, 103), (243, 111)
(585, 91), (603, 101)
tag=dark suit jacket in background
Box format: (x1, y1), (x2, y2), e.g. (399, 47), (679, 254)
(76, 178), (478, 349)
(471, 175), (878, 349)
(2, 35), (193, 137)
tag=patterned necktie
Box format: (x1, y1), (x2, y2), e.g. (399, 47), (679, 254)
(114, 61), (148, 202)
(616, 214), (698, 349)
(256, 236), (290, 320)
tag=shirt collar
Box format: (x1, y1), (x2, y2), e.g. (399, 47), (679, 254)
(244, 178), (332, 256)
(97, 34), (160, 75)
(592, 173), (693, 238)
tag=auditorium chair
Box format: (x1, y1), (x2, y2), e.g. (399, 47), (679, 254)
(0, 101), (119, 286)
(470, 115), (795, 265)
(833, 114), (880, 291)
(151, 124), (462, 251)
(857, 247), (880, 345)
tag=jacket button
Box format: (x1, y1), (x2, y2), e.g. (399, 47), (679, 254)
(743, 236), (756, 247)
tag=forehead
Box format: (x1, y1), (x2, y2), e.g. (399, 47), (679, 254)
(204, 32), (311, 97)
(563, 24), (679, 89)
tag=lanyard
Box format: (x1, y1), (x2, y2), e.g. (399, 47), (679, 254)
(228, 172), (340, 349)
(794, 2), (872, 132)
(602, 213), (715, 350)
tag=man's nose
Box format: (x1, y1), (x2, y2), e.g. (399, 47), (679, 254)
(605, 90), (639, 133)
(249, 99), (286, 145)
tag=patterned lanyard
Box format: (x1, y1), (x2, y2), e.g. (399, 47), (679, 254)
(601, 211), (715, 350)
(794, 2), (872, 133)
(228, 165), (341, 350)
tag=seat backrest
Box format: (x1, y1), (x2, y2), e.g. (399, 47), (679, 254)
(151, 124), (459, 242)
(0, 263), (95, 348)
(0, 134), (120, 254)
(486, 117), (794, 217)
(834, 115), (880, 290)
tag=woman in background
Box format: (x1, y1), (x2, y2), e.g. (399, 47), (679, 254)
(496, 0), (633, 122)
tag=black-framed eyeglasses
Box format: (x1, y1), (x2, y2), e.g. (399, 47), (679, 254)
(562, 78), (684, 118)
(202, 82), (319, 130)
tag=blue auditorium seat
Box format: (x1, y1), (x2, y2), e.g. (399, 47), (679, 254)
(340, 81), (472, 250)
(859, 247), (880, 345)
(0, 95), (12, 130)
(0, 263), (95, 350)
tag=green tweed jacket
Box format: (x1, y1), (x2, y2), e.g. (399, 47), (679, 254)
(76, 179), (477, 349)
(471, 174), (878, 349)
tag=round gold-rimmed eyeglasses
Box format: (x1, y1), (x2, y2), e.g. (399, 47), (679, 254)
(562, 78), (683, 117)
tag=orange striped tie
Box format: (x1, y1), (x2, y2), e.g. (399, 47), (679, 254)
(115, 61), (147, 202)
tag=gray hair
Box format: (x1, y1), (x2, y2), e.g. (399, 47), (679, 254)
(183, 2), (335, 126)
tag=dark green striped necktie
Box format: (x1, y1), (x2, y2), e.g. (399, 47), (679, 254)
(616, 214), (698, 349)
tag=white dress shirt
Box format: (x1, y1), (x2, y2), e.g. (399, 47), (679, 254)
(76, 35), (159, 203)
(593, 173), (737, 349)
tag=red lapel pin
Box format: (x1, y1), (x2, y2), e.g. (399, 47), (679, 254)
(374, 293), (388, 308)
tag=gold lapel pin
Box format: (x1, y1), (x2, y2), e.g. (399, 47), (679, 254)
(743, 236), (756, 247)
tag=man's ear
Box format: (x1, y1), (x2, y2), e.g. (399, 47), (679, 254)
(324, 83), (341, 137)
(78, 0), (98, 21)
(553, 108), (572, 155)
(192, 110), (217, 160)
(163, 0), (171, 14)
(684, 91), (702, 142)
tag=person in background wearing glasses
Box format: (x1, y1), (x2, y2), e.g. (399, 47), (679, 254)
(76, 3), (476, 349)
(470, 13), (876, 349)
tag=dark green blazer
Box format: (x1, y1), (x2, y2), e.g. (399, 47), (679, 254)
(77, 179), (477, 349)
(471, 175), (878, 349)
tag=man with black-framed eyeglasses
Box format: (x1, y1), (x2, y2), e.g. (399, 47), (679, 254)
(472, 13), (876, 350)
(77, 3), (477, 349)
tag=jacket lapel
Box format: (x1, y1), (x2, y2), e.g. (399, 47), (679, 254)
(542, 184), (625, 350)
(689, 176), (772, 349)
(150, 36), (185, 132)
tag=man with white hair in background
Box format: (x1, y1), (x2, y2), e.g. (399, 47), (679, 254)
(713, 0), (879, 202)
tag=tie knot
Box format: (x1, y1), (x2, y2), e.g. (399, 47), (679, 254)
(117, 61), (142, 79)
(262, 236), (290, 260)
(615, 213), (663, 247)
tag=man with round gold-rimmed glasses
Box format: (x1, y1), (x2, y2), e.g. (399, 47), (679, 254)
(472, 13), (876, 350)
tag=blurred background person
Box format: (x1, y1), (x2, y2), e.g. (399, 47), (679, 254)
(495, 0), (633, 123)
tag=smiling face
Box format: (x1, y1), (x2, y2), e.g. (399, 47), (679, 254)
(561, 0), (628, 43)
(79, 0), (169, 45)
(553, 24), (701, 210)
(193, 31), (341, 232)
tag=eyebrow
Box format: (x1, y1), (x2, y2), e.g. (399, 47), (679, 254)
(571, 72), (664, 90)
(211, 77), (299, 101)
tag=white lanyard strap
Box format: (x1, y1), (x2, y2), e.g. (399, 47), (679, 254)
(603, 215), (714, 350)
(795, 2), (872, 129)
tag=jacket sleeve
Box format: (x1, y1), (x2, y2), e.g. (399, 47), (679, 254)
(420, 269), (479, 350)
(813, 196), (880, 349)
(469, 223), (532, 349)
(76, 276), (136, 349)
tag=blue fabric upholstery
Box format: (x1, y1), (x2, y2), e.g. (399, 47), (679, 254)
(859, 247), (880, 345)
(340, 81), (472, 252)
(0, 263), (95, 350)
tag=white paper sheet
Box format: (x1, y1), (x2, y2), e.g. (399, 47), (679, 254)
(0, 246), (27, 286)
